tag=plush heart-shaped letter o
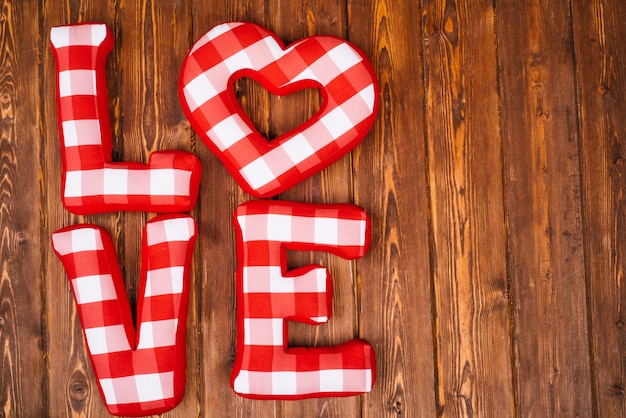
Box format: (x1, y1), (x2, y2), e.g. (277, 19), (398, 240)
(180, 22), (379, 198)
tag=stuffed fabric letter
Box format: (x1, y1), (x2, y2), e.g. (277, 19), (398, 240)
(231, 200), (376, 399)
(51, 215), (197, 416)
(180, 22), (378, 198)
(50, 23), (202, 214)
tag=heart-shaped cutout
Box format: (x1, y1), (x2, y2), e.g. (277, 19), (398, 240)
(236, 77), (320, 141)
(179, 22), (379, 198)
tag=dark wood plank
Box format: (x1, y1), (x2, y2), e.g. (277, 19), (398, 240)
(42, 2), (123, 416)
(0, 0), (46, 416)
(188, 2), (282, 417)
(263, 2), (365, 417)
(116, 2), (201, 417)
(270, 0), (352, 204)
(349, 0), (437, 417)
(117, 0), (192, 305)
(572, 0), (626, 416)
(496, 0), (594, 415)
(420, 0), (514, 416)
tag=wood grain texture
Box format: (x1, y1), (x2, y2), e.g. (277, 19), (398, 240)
(189, 1), (280, 417)
(496, 0), (594, 416)
(268, 2), (363, 417)
(117, 2), (201, 417)
(43, 2), (119, 417)
(7, 0), (626, 416)
(421, 0), (514, 416)
(0, 0), (45, 416)
(573, 0), (626, 416)
(349, 0), (437, 416)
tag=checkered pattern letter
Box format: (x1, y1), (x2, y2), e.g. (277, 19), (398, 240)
(50, 23), (202, 214)
(231, 200), (376, 399)
(52, 215), (197, 416)
(180, 22), (379, 198)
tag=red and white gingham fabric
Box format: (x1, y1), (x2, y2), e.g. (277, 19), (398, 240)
(180, 22), (379, 198)
(231, 200), (376, 398)
(50, 23), (202, 215)
(52, 215), (197, 416)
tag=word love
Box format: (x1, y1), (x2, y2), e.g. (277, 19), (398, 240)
(50, 22), (378, 417)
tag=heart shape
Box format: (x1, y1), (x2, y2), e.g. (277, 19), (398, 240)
(179, 22), (379, 198)
(237, 77), (320, 142)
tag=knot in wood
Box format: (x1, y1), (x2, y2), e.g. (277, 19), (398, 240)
(393, 399), (403, 415)
(609, 384), (625, 397)
(16, 232), (27, 243)
(596, 84), (609, 95)
(1, 92), (14, 121)
(68, 371), (89, 402)
(386, 397), (404, 416)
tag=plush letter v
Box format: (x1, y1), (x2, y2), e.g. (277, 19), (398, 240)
(52, 215), (196, 416)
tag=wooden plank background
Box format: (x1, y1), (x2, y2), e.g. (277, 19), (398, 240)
(1, 0), (624, 416)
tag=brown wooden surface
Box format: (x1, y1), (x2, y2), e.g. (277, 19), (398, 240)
(498, 1), (595, 416)
(2, 0), (626, 416)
